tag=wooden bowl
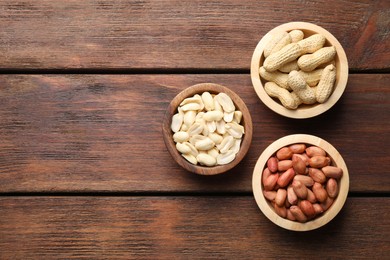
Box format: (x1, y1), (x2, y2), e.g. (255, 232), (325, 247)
(251, 22), (348, 119)
(162, 83), (253, 175)
(252, 134), (349, 231)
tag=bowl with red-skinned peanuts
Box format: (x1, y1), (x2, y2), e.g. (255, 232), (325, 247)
(252, 134), (349, 231)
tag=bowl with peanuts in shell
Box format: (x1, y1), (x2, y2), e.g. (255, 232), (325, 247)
(252, 134), (349, 231)
(162, 83), (253, 175)
(251, 22), (348, 119)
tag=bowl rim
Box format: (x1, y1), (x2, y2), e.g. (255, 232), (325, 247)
(162, 83), (253, 175)
(250, 21), (349, 119)
(252, 134), (349, 231)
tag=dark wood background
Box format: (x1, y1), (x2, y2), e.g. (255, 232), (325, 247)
(0, 0), (389, 258)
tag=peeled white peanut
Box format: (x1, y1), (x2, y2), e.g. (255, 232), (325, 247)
(176, 142), (192, 154)
(217, 135), (235, 154)
(208, 132), (223, 144)
(187, 122), (204, 136)
(207, 148), (220, 158)
(215, 93), (235, 113)
(182, 153), (197, 165)
(201, 92), (215, 111)
(195, 137), (215, 151)
(206, 121), (216, 133)
(203, 110), (224, 121)
(171, 112), (183, 133)
(224, 111), (234, 123)
(216, 119), (226, 135)
(173, 131), (189, 143)
(217, 150), (236, 165)
(233, 111), (242, 124)
(183, 111), (196, 128)
(225, 122), (245, 139)
(197, 153), (217, 166)
(214, 98), (223, 112)
(231, 138), (242, 154)
(189, 134), (207, 146)
(180, 94), (203, 107)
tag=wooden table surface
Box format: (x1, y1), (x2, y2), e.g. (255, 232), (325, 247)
(0, 1), (389, 258)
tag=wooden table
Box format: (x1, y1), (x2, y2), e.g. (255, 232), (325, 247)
(0, 1), (389, 258)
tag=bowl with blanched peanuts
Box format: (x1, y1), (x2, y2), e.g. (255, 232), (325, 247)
(162, 83), (253, 175)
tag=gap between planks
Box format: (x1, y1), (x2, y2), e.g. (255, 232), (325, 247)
(0, 68), (389, 75)
(0, 191), (388, 197)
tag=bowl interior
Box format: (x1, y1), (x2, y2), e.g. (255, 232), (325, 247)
(252, 134), (349, 231)
(162, 83), (253, 175)
(251, 22), (348, 119)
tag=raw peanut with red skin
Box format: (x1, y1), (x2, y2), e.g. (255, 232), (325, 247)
(313, 203), (324, 215)
(306, 146), (326, 157)
(321, 196), (334, 211)
(292, 154), (307, 174)
(277, 168), (295, 187)
(326, 178), (339, 198)
(299, 200), (316, 219)
(286, 209), (296, 221)
(289, 143), (306, 154)
(290, 205), (308, 223)
(285, 198), (291, 208)
(293, 153), (309, 166)
(292, 180), (308, 199)
(306, 189), (317, 203)
(322, 166), (343, 179)
(287, 185), (298, 205)
(262, 167), (272, 184)
(275, 188), (287, 207)
(309, 156), (331, 168)
(302, 153), (310, 165)
(294, 175), (314, 187)
(267, 157), (279, 173)
(312, 182), (328, 202)
(263, 190), (277, 201)
(278, 160), (293, 172)
(276, 147), (293, 160)
(309, 168), (327, 184)
(263, 173), (279, 191)
(273, 202), (287, 218)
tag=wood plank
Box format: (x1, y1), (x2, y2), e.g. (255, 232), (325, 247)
(0, 0), (389, 70)
(0, 196), (388, 258)
(0, 74), (389, 193)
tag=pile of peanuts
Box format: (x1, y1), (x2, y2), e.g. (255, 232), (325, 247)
(171, 92), (245, 166)
(262, 144), (343, 223)
(260, 30), (337, 109)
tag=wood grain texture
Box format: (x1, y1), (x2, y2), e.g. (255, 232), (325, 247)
(0, 196), (389, 259)
(0, 0), (388, 70)
(0, 74), (389, 193)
